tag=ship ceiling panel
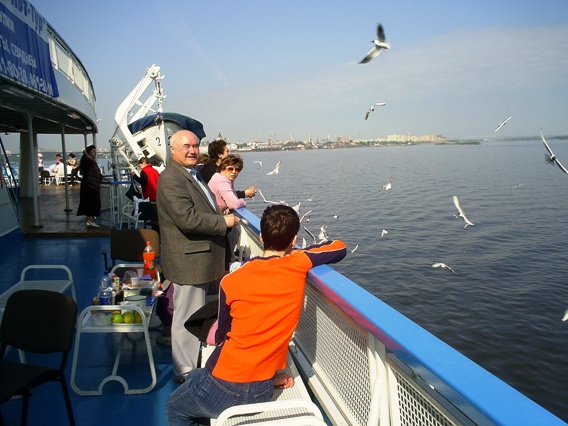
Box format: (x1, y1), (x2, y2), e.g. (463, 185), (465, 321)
(0, 78), (97, 135)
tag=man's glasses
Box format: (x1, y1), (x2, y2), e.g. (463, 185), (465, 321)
(225, 166), (241, 173)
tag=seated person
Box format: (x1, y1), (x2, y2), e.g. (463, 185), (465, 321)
(165, 205), (347, 424)
(53, 161), (65, 183)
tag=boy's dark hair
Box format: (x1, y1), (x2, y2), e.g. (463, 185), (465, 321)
(208, 139), (227, 159)
(260, 205), (300, 251)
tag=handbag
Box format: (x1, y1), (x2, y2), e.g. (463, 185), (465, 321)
(125, 182), (142, 201)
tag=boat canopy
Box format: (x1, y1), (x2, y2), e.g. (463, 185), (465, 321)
(127, 113), (206, 140)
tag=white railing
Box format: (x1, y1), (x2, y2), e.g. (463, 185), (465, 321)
(234, 208), (566, 426)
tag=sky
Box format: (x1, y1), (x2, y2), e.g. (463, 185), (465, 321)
(4, 0), (568, 151)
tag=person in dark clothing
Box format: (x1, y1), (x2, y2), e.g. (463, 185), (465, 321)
(77, 145), (108, 227)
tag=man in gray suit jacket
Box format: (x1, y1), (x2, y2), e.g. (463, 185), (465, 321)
(157, 129), (240, 383)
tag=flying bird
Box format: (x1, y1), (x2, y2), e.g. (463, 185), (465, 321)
(318, 224), (329, 243)
(494, 116), (512, 133)
(253, 161), (263, 168)
(350, 245), (359, 253)
(292, 202), (301, 214)
(381, 176), (392, 191)
(359, 23), (390, 64)
(541, 129), (568, 174)
(333, 214), (340, 219)
(381, 229), (388, 238)
(432, 263), (456, 274)
(257, 189), (287, 205)
(562, 309), (568, 322)
(364, 102), (386, 120)
(266, 161), (280, 176)
(453, 195), (474, 228)
(299, 209), (313, 223)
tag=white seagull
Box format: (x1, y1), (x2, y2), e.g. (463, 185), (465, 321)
(257, 189), (287, 205)
(364, 102), (386, 120)
(432, 263), (456, 274)
(453, 195), (474, 228)
(359, 23), (390, 64)
(350, 244), (359, 253)
(299, 209), (313, 223)
(541, 129), (568, 174)
(494, 116), (512, 133)
(292, 202), (301, 214)
(333, 214), (340, 219)
(381, 229), (388, 238)
(253, 160), (263, 168)
(266, 161), (281, 176)
(381, 176), (392, 191)
(318, 224), (329, 243)
(562, 309), (568, 322)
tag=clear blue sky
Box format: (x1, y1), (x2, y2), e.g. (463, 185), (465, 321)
(5, 0), (568, 150)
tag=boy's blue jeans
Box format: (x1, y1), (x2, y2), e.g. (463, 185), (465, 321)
(165, 368), (275, 425)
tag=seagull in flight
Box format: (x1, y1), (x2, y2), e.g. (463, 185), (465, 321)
(299, 209), (313, 223)
(350, 244), (359, 253)
(453, 195), (474, 228)
(432, 262), (456, 274)
(359, 23), (390, 64)
(266, 161), (280, 176)
(318, 224), (329, 243)
(253, 161), (263, 168)
(257, 189), (287, 205)
(562, 309), (568, 321)
(333, 214), (340, 219)
(494, 116), (512, 133)
(364, 102), (386, 120)
(381, 176), (392, 191)
(541, 129), (568, 174)
(292, 202), (301, 214)
(381, 229), (388, 238)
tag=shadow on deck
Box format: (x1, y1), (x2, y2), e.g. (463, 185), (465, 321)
(18, 183), (112, 237)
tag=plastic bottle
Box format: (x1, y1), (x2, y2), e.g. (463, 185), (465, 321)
(143, 241), (156, 279)
(98, 272), (112, 305)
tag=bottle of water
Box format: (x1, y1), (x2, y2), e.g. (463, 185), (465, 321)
(99, 272), (112, 305)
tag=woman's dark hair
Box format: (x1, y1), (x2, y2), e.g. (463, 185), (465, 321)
(260, 205), (300, 251)
(218, 154), (244, 172)
(68, 153), (76, 158)
(79, 145), (97, 173)
(207, 139), (227, 160)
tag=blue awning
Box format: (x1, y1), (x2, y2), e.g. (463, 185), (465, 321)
(127, 113), (206, 140)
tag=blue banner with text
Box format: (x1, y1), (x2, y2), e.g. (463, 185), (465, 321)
(0, 0), (59, 97)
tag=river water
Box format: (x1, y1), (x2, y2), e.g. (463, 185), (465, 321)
(235, 140), (568, 421)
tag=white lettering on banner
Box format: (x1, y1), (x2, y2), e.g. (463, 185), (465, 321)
(0, 11), (16, 33)
(0, 34), (9, 51)
(10, 42), (36, 68)
(8, 0), (45, 35)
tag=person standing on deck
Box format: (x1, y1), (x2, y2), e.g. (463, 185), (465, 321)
(77, 145), (108, 227)
(132, 157), (160, 202)
(157, 128), (240, 384)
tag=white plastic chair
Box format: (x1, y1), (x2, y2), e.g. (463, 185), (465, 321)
(215, 400), (325, 426)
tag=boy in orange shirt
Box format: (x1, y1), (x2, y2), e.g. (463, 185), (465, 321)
(165, 205), (347, 425)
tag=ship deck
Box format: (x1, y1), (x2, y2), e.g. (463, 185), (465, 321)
(2, 187), (176, 426)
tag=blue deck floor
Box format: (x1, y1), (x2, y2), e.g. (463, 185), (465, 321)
(1, 229), (178, 425)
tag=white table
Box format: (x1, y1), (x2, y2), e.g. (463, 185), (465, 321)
(70, 300), (157, 395)
(0, 265), (76, 325)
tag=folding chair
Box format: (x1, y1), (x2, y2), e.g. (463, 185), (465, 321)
(0, 289), (78, 426)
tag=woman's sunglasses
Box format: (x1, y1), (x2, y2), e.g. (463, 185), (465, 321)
(225, 166), (241, 173)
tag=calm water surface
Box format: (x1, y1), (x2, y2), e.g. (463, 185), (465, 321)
(236, 140), (568, 421)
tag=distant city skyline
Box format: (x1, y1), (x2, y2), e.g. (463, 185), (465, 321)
(3, 0), (568, 153)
